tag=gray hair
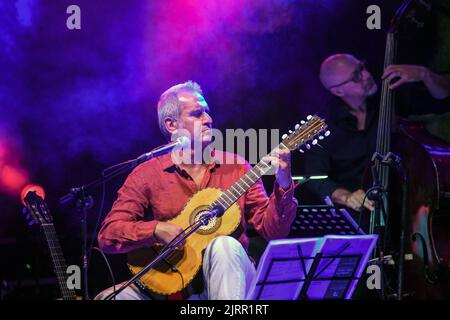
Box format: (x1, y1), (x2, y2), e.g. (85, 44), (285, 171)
(157, 81), (203, 140)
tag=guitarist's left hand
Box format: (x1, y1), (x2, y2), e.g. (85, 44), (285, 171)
(265, 147), (292, 191)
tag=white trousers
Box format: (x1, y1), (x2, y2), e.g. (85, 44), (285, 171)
(95, 236), (257, 300)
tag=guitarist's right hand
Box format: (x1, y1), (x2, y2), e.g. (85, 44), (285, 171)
(154, 222), (185, 248)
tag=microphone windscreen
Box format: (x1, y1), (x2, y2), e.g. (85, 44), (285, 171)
(177, 136), (191, 148)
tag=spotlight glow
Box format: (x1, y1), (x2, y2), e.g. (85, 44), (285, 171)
(20, 184), (46, 206)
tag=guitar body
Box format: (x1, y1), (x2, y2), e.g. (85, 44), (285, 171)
(362, 120), (450, 299)
(127, 187), (242, 295)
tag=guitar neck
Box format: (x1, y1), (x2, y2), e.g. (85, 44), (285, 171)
(211, 143), (286, 210)
(41, 223), (77, 300)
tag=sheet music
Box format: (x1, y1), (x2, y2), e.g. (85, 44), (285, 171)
(312, 235), (378, 299)
(247, 235), (378, 300)
(246, 237), (324, 300)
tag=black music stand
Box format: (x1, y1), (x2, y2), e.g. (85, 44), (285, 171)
(247, 235), (378, 300)
(290, 204), (365, 238)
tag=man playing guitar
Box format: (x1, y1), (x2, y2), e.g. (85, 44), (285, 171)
(95, 81), (298, 300)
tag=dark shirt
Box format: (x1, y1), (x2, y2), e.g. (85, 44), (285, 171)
(303, 85), (450, 202)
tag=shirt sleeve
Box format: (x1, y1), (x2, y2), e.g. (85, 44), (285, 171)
(97, 168), (158, 254)
(303, 145), (342, 201)
(244, 162), (298, 241)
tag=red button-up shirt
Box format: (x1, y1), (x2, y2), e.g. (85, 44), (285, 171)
(98, 150), (298, 254)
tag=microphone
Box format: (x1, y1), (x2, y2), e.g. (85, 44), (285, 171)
(137, 136), (190, 162)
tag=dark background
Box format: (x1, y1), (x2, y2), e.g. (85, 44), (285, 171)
(0, 0), (448, 299)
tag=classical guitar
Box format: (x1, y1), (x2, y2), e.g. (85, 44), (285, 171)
(127, 115), (329, 295)
(23, 191), (78, 300)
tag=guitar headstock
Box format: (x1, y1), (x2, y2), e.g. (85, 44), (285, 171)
(23, 191), (53, 226)
(281, 115), (330, 153)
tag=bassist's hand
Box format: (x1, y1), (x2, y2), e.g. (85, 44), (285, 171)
(332, 188), (375, 212)
(154, 222), (185, 249)
(345, 189), (375, 212)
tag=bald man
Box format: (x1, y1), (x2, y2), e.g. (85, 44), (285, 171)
(303, 53), (450, 216)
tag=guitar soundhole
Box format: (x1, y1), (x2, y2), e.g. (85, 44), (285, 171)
(190, 206), (222, 235)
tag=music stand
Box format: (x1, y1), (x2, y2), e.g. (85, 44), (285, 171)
(247, 235), (378, 300)
(290, 205), (365, 238)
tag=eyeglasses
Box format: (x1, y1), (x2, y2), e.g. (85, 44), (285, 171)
(327, 61), (366, 89)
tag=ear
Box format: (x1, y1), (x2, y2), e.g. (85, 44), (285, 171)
(164, 117), (178, 136)
(330, 87), (345, 97)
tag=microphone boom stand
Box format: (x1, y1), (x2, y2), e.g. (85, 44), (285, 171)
(103, 207), (223, 300)
(58, 148), (175, 300)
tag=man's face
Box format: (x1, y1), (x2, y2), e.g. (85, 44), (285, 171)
(175, 91), (213, 147)
(327, 59), (378, 99)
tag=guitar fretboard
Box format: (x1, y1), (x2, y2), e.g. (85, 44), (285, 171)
(42, 223), (77, 300)
(210, 143), (286, 211)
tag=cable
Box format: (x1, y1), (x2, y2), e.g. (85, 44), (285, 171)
(87, 181), (107, 268)
(89, 247), (116, 300)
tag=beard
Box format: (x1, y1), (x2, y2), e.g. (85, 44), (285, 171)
(364, 78), (378, 96)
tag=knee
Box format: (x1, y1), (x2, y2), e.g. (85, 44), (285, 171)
(94, 288), (111, 300)
(206, 236), (246, 260)
(211, 235), (242, 250)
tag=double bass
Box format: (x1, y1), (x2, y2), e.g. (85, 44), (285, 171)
(365, 0), (450, 299)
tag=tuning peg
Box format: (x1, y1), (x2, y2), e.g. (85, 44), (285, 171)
(282, 134), (288, 139)
(22, 208), (27, 214)
(288, 130), (293, 134)
(318, 135), (324, 140)
(298, 148), (305, 153)
(25, 213), (31, 221)
(300, 120), (306, 125)
(311, 139), (318, 145)
(294, 124), (300, 129)
(307, 115), (312, 120)
(306, 144), (311, 150)
(324, 130), (331, 137)
(28, 220), (35, 226)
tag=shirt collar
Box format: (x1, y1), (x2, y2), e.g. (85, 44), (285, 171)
(331, 95), (379, 130)
(160, 147), (220, 172)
